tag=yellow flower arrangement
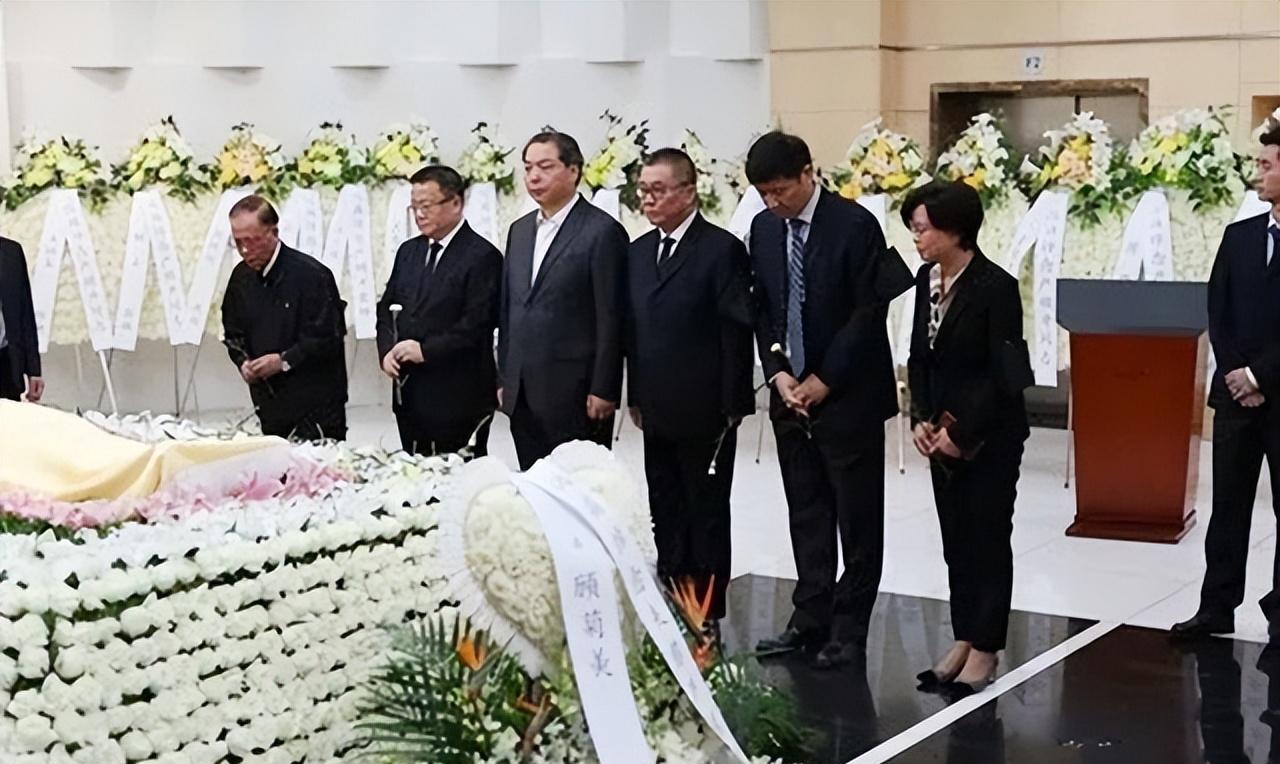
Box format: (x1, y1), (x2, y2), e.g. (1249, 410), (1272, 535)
(829, 119), (928, 205)
(112, 117), (210, 203)
(370, 120), (439, 182)
(5, 131), (114, 211)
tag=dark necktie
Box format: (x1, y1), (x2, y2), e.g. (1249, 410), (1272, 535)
(657, 236), (676, 272)
(1269, 226), (1280, 270)
(425, 241), (443, 275)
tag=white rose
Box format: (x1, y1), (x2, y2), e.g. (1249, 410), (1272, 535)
(7, 688), (46, 719)
(103, 703), (134, 735)
(17, 647), (49, 678)
(52, 709), (92, 746)
(69, 675), (105, 712)
(14, 714), (56, 750)
(44, 583), (81, 618)
(119, 606), (152, 638)
(12, 613), (48, 647)
(145, 720), (181, 753)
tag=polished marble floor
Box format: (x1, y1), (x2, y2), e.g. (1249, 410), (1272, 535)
(273, 403), (1280, 763)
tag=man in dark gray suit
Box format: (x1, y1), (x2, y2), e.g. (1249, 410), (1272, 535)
(498, 131), (629, 470)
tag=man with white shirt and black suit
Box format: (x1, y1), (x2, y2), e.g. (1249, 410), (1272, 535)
(747, 131), (914, 668)
(498, 131), (629, 470)
(377, 165), (502, 458)
(1173, 123), (1280, 643)
(0, 236), (43, 402)
(625, 148), (755, 630)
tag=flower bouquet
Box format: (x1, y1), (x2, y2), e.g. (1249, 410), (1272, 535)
(457, 122), (516, 196)
(680, 129), (724, 217)
(582, 110), (649, 211)
(4, 131), (115, 211)
(207, 122), (288, 199)
(287, 121), (372, 189)
(829, 118), (929, 205)
(934, 112), (1015, 208)
(370, 119), (440, 182)
(111, 116), (211, 203)
(1020, 111), (1122, 225)
(1123, 107), (1241, 210)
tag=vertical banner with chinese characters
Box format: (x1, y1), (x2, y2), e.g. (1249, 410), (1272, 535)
(511, 471), (653, 764)
(1004, 189), (1068, 387)
(29, 189), (115, 352)
(518, 462), (750, 764)
(322, 184), (377, 339)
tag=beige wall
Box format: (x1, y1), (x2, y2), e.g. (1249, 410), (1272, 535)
(769, 0), (1280, 165)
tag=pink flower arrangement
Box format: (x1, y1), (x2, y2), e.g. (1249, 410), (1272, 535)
(0, 456), (350, 532)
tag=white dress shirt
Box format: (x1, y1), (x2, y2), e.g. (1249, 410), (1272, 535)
(655, 209), (698, 263)
(430, 218), (465, 266)
(261, 241), (283, 278)
(531, 195), (580, 286)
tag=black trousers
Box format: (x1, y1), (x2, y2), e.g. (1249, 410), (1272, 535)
(643, 426), (736, 620)
(397, 415), (491, 460)
(775, 417), (885, 643)
(930, 438), (1024, 653)
(0, 348), (20, 401)
(1200, 408), (1280, 620)
(509, 390), (613, 471)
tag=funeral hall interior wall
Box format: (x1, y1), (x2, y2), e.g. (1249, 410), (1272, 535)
(0, 0), (769, 415)
(768, 0), (1280, 166)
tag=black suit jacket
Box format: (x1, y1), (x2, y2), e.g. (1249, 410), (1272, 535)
(626, 214), (755, 441)
(0, 237), (40, 391)
(375, 222), (502, 430)
(221, 244), (348, 431)
(1207, 212), (1280, 410)
(907, 252), (1032, 453)
(749, 188), (913, 441)
(498, 195), (628, 422)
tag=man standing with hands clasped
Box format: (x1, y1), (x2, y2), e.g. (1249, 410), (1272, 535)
(377, 165), (502, 458)
(746, 131), (913, 668)
(625, 148), (755, 634)
(1173, 121), (1280, 645)
(221, 195), (348, 441)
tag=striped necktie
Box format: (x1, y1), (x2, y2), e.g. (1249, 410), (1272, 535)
(786, 218), (807, 376)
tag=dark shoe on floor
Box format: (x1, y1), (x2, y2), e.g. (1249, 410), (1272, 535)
(1169, 611), (1234, 640)
(755, 627), (821, 655)
(812, 640), (862, 670)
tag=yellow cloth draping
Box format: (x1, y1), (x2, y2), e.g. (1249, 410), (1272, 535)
(0, 401), (287, 502)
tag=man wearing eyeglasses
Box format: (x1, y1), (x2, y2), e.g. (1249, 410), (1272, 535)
(625, 148), (755, 632)
(376, 165), (502, 457)
(498, 131), (629, 470)
(221, 195), (348, 440)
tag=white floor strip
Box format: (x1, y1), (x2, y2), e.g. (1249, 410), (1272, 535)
(846, 620), (1120, 764)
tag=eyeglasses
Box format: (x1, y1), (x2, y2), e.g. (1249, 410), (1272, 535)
(409, 197), (458, 215)
(636, 182), (693, 200)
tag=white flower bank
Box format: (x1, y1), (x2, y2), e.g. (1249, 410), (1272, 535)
(0, 439), (453, 763)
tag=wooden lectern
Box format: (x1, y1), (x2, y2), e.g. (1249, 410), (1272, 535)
(1058, 279), (1208, 543)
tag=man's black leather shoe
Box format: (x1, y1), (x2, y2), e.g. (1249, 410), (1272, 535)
(755, 627), (821, 654)
(812, 640), (862, 669)
(1169, 611), (1234, 639)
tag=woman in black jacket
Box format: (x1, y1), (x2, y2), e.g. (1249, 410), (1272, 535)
(904, 181), (1033, 694)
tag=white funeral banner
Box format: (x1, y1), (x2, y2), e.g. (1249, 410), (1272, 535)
(727, 186), (766, 242)
(1004, 189), (1069, 387)
(182, 187), (254, 345)
(279, 187), (325, 260)
(591, 188), (622, 222)
(382, 182), (414, 279)
(1110, 190), (1174, 281)
(321, 184), (377, 339)
(515, 461), (750, 764)
(464, 181), (500, 246)
(29, 189), (115, 352)
(112, 189), (186, 349)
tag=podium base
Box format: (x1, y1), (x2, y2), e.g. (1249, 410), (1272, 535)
(1065, 510), (1196, 544)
